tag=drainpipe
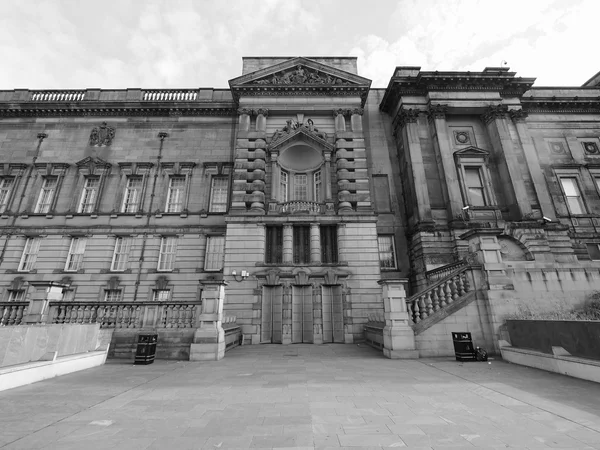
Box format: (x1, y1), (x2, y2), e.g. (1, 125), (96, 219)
(132, 131), (167, 302)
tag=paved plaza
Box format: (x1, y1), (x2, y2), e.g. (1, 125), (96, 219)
(1, 344), (600, 449)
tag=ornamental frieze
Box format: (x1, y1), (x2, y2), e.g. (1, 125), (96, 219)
(253, 65), (351, 85)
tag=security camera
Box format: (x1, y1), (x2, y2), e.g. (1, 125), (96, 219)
(462, 206), (470, 210)
(542, 216), (552, 223)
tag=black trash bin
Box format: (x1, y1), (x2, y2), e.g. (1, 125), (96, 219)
(134, 333), (158, 365)
(451, 332), (476, 361)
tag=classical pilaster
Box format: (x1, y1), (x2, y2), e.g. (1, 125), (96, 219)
(324, 152), (332, 201)
(270, 152), (279, 201)
(333, 108), (347, 132)
(509, 109), (555, 219)
(394, 108), (433, 223)
(282, 225), (293, 264)
(238, 108), (251, 132)
(427, 104), (464, 219)
(255, 108), (269, 132)
(350, 108), (363, 132)
(310, 223), (321, 264)
(482, 105), (532, 218)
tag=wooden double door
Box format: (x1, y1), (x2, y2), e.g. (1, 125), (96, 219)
(261, 285), (343, 344)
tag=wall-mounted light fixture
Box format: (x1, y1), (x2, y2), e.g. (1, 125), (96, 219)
(231, 270), (249, 282)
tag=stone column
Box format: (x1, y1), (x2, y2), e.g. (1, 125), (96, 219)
(427, 104), (464, 219)
(282, 225), (293, 264)
(270, 153), (279, 201)
(282, 284), (292, 345)
(395, 108), (433, 223)
(312, 285), (323, 344)
(310, 223), (321, 264)
(483, 105), (532, 218)
(333, 109), (346, 132)
(510, 109), (555, 220)
(350, 108), (363, 132)
(255, 108), (268, 132)
(378, 279), (418, 359)
(190, 280), (227, 361)
(238, 108), (251, 132)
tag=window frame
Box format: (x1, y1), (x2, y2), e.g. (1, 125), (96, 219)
(158, 236), (177, 272)
(204, 235), (225, 271)
(454, 149), (496, 209)
(320, 225), (338, 264)
(35, 177), (58, 214)
(377, 235), (397, 270)
(110, 237), (131, 272)
(293, 225), (311, 264)
(586, 243), (600, 261)
(558, 175), (587, 215)
(265, 226), (283, 264)
(18, 237), (41, 272)
(121, 176), (144, 213)
(0, 177), (15, 214)
(7, 289), (25, 302)
(78, 177), (100, 214)
(64, 237), (87, 272)
(208, 176), (229, 213)
(165, 176), (186, 213)
(152, 289), (171, 302)
(104, 289), (123, 302)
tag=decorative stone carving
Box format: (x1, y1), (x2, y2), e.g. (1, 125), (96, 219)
(549, 141), (566, 155)
(509, 109), (528, 122)
(582, 141), (599, 155)
(294, 271), (310, 285)
(323, 269), (339, 286)
(333, 108), (349, 117)
(350, 108), (364, 116)
(482, 105), (507, 124)
(265, 269), (280, 286)
(255, 108), (269, 117)
(89, 122), (115, 146)
(237, 108), (252, 116)
(453, 131), (471, 145)
(395, 108), (420, 128)
(271, 118), (327, 144)
(427, 104), (448, 121)
(155, 276), (169, 290)
(253, 65), (350, 85)
(498, 237), (529, 261)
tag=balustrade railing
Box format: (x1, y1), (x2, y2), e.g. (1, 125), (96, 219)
(279, 201), (324, 214)
(406, 265), (473, 324)
(425, 259), (468, 282)
(49, 301), (201, 329)
(30, 91), (86, 102)
(143, 90), (198, 101)
(0, 302), (28, 326)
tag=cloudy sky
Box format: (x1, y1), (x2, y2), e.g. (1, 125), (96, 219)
(1, 0), (596, 90)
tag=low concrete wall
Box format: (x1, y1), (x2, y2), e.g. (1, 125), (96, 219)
(109, 329), (195, 360)
(0, 324), (102, 368)
(500, 344), (600, 384)
(0, 350), (108, 392)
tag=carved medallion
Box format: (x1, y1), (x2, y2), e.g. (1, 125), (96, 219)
(582, 141), (599, 155)
(549, 142), (566, 155)
(454, 131), (471, 145)
(89, 122), (115, 146)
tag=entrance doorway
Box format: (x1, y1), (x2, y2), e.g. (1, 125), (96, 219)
(261, 286), (283, 343)
(291, 286), (313, 343)
(322, 285), (344, 343)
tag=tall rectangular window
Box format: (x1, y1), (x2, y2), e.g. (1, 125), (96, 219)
(594, 176), (600, 195)
(209, 177), (228, 212)
(587, 244), (600, 261)
(293, 225), (310, 264)
(0, 178), (14, 213)
(204, 236), (225, 271)
(320, 225), (338, 264)
(111, 237), (131, 271)
(8, 290), (25, 302)
(265, 226), (283, 264)
(294, 174), (308, 201)
(280, 171), (288, 202)
(104, 289), (122, 302)
(158, 236), (177, 271)
(314, 171), (322, 202)
(65, 237), (86, 272)
(378, 235), (397, 270)
(560, 177), (585, 214)
(78, 177), (100, 213)
(166, 176), (185, 213)
(35, 177), (57, 213)
(464, 167), (486, 207)
(19, 237), (41, 272)
(122, 177), (143, 213)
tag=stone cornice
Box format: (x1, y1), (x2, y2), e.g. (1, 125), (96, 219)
(0, 105), (235, 118)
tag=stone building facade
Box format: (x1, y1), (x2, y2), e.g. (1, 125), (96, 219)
(0, 57), (599, 358)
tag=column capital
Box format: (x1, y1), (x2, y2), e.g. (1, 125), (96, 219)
(350, 108), (364, 116)
(332, 108), (351, 117)
(237, 108), (252, 116)
(481, 104), (508, 125)
(254, 108), (269, 117)
(393, 107), (420, 130)
(426, 104), (448, 122)
(509, 108), (528, 122)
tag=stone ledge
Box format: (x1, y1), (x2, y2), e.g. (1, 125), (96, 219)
(500, 344), (600, 384)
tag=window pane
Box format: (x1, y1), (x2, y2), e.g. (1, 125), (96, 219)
(266, 226), (283, 264)
(468, 187), (486, 206)
(111, 237), (131, 271)
(209, 177), (228, 212)
(595, 177), (600, 193)
(35, 178), (57, 213)
(560, 178), (584, 214)
(19, 237), (40, 271)
(158, 237), (177, 271)
(560, 178), (578, 196)
(79, 178), (99, 213)
(320, 225), (338, 264)
(294, 174), (308, 201)
(280, 171), (288, 202)
(378, 236), (396, 269)
(166, 176), (185, 212)
(293, 226), (310, 264)
(122, 177), (143, 213)
(8, 290), (25, 302)
(205, 236), (225, 270)
(153, 290), (170, 301)
(104, 289), (122, 302)
(314, 171), (322, 202)
(65, 237), (87, 271)
(464, 168), (483, 188)
(0, 178), (14, 213)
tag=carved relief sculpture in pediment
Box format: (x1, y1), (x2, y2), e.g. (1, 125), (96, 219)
(271, 118), (328, 145)
(254, 65), (350, 86)
(89, 122), (115, 146)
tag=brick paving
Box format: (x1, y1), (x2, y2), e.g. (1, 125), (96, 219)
(1, 344), (600, 449)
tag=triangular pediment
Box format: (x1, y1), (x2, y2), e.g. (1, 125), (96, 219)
(76, 156), (112, 175)
(229, 57), (371, 106)
(453, 146), (489, 157)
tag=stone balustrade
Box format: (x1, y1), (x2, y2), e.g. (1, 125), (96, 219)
(49, 301), (202, 329)
(406, 265), (473, 324)
(142, 89), (198, 101)
(30, 90), (86, 102)
(425, 259), (468, 282)
(0, 302), (28, 326)
(278, 201), (325, 214)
